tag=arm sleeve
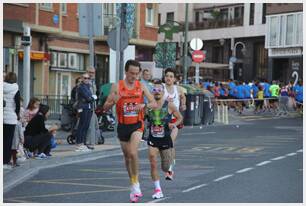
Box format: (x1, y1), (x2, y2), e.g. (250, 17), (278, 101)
(14, 91), (21, 118)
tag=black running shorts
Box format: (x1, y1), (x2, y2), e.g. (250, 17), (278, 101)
(147, 135), (173, 150)
(117, 121), (143, 142)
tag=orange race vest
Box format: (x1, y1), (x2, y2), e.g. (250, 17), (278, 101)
(116, 80), (144, 124)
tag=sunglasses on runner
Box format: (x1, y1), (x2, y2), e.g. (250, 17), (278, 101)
(152, 87), (163, 94)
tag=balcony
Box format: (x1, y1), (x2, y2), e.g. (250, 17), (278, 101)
(189, 17), (244, 30)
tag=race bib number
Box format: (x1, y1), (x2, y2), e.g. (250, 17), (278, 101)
(123, 103), (138, 117)
(151, 125), (165, 138)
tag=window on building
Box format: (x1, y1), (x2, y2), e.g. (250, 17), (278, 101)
(285, 15), (294, 45)
(166, 12), (174, 23)
(68, 53), (78, 69)
(50, 52), (57, 67)
(296, 13), (303, 45)
(269, 16), (279, 47)
(212, 46), (221, 63)
(146, 4), (154, 26)
(158, 13), (161, 26)
(249, 3), (255, 25)
(262, 3), (266, 24)
(58, 53), (67, 67)
(195, 11), (200, 23)
(279, 15), (285, 46)
(79, 55), (85, 71)
(40, 3), (52, 10)
(61, 3), (67, 15)
(103, 3), (114, 15)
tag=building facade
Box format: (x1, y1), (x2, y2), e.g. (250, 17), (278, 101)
(158, 3), (268, 82)
(265, 3), (303, 83)
(3, 3), (158, 102)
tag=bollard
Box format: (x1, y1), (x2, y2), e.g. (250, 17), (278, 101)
(217, 105), (221, 122)
(222, 104), (225, 123)
(225, 105), (229, 124)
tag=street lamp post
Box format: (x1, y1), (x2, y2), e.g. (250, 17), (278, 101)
(229, 41), (246, 80)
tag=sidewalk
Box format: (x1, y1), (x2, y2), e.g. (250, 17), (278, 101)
(3, 127), (147, 193)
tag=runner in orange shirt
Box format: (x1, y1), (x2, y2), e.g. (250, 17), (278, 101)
(103, 60), (157, 202)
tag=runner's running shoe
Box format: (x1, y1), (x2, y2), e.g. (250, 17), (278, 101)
(130, 192), (140, 203)
(152, 188), (164, 199)
(165, 171), (174, 180)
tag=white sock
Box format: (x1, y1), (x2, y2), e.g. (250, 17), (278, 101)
(154, 180), (161, 190)
(132, 182), (141, 193)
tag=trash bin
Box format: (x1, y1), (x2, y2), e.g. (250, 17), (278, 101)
(194, 94), (203, 125)
(184, 93), (203, 126)
(184, 94), (196, 126)
(202, 92), (215, 125)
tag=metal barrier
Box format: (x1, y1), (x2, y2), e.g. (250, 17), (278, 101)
(214, 97), (302, 124)
(36, 95), (70, 119)
(216, 104), (229, 124)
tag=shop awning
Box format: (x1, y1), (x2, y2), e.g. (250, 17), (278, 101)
(176, 60), (229, 69)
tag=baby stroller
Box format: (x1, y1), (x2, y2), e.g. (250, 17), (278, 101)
(66, 110), (105, 145)
(60, 103), (77, 131)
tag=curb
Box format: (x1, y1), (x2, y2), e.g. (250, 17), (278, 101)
(3, 141), (148, 194)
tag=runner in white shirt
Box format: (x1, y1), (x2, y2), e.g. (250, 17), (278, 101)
(162, 68), (186, 180)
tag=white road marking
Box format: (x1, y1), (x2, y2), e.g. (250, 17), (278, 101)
(297, 149), (303, 153)
(286, 152), (297, 156)
(236, 167), (254, 173)
(271, 156), (286, 161)
(182, 184), (208, 193)
(213, 174), (234, 182)
(256, 161), (271, 166)
(147, 197), (171, 203)
(182, 132), (216, 136)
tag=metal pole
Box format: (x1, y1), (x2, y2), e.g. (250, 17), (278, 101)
(195, 63), (199, 84)
(88, 4), (95, 67)
(119, 3), (127, 80)
(116, 23), (121, 82)
(23, 26), (31, 107)
(183, 3), (189, 84)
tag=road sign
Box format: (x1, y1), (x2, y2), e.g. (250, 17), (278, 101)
(79, 4), (103, 37)
(107, 28), (129, 51)
(192, 50), (205, 63)
(190, 38), (203, 51)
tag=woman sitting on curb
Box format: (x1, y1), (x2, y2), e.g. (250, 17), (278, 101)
(24, 104), (58, 159)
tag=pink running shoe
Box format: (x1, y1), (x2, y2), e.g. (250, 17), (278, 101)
(130, 193), (139, 203)
(152, 188), (164, 199)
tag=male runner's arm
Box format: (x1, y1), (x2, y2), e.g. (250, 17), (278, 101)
(168, 102), (183, 129)
(103, 83), (118, 111)
(142, 83), (158, 109)
(178, 86), (187, 111)
(133, 83), (157, 112)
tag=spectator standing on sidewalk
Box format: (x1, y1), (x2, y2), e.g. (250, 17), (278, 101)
(269, 80), (280, 114)
(294, 80), (303, 113)
(70, 77), (82, 105)
(3, 72), (20, 169)
(103, 60), (157, 202)
(147, 79), (183, 199)
(11, 98), (26, 167)
(75, 73), (97, 152)
(85, 67), (99, 149)
(277, 83), (289, 116)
